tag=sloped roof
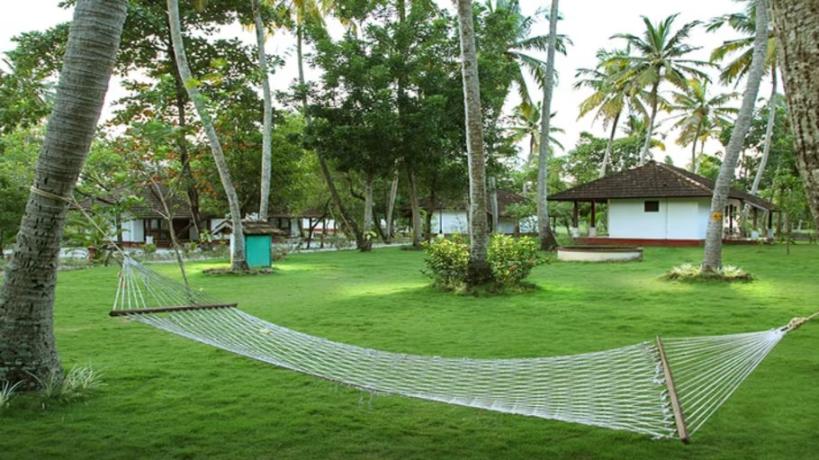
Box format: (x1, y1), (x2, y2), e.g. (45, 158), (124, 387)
(212, 220), (288, 236)
(551, 161), (776, 210)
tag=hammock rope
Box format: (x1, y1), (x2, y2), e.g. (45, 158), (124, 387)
(110, 257), (813, 441)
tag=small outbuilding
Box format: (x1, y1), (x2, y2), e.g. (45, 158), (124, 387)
(551, 161), (778, 246)
(213, 220), (287, 268)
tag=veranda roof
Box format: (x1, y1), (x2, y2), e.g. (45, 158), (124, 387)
(551, 161), (777, 211)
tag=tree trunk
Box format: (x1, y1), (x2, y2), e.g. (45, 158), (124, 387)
(690, 121), (703, 173)
(0, 0), (127, 387)
(252, 0), (274, 221)
(702, 0), (769, 271)
(166, 21), (202, 237)
(456, 0), (492, 285)
(361, 173), (374, 251)
(167, 0), (247, 271)
(771, 0), (819, 229)
(151, 182), (189, 289)
(407, 166), (422, 248)
(385, 170), (399, 243)
(536, 0), (560, 251)
(742, 66), (778, 223)
(599, 110), (621, 177)
(640, 80), (660, 165)
(489, 176), (499, 232)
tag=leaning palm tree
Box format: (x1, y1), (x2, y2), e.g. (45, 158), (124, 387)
(167, 0), (248, 271)
(702, 0), (769, 271)
(575, 48), (646, 176)
(455, 0), (492, 284)
(251, 0), (274, 220)
(667, 79), (737, 172)
(609, 15), (711, 165)
(536, 0), (559, 250)
(708, 3), (778, 202)
(508, 103), (563, 165)
(0, 0), (128, 386)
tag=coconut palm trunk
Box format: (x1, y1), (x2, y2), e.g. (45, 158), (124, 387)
(771, 0), (819, 229)
(702, 0), (769, 271)
(600, 110), (621, 177)
(537, 0), (559, 250)
(167, 0), (248, 271)
(252, 0), (274, 221)
(0, 0), (127, 387)
(690, 121), (703, 172)
(742, 65), (778, 225)
(455, 0), (491, 285)
(640, 80), (660, 165)
(385, 170), (399, 243)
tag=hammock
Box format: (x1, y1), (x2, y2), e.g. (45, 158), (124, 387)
(110, 257), (814, 442)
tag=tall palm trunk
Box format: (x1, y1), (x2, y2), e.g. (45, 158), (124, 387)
(702, 0), (768, 271)
(167, 0), (247, 271)
(252, 0), (274, 221)
(742, 66), (778, 225)
(772, 0), (819, 229)
(455, 0), (491, 285)
(537, 0), (559, 250)
(690, 121), (703, 172)
(640, 80), (660, 165)
(0, 0), (127, 387)
(599, 110), (621, 177)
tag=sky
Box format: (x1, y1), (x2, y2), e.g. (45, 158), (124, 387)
(0, 0), (771, 168)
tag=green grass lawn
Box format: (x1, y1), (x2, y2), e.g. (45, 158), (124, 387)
(2, 245), (818, 459)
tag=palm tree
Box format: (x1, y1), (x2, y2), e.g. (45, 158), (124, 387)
(0, 0), (128, 387)
(575, 48), (646, 177)
(167, 0), (248, 271)
(770, 0), (819, 230)
(489, 0), (570, 108)
(708, 3), (778, 201)
(455, 0), (491, 284)
(251, 0), (274, 220)
(508, 104), (563, 164)
(536, 0), (559, 250)
(667, 79), (737, 172)
(610, 15), (711, 165)
(702, 0), (769, 271)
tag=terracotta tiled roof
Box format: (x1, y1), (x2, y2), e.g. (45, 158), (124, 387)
(551, 161), (777, 210)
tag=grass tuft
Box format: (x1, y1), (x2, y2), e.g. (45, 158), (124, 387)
(664, 263), (753, 282)
(0, 381), (22, 410)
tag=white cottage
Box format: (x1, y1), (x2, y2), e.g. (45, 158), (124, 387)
(429, 190), (535, 235)
(551, 162), (778, 246)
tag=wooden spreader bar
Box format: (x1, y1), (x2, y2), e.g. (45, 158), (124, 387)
(656, 336), (690, 443)
(109, 303), (238, 317)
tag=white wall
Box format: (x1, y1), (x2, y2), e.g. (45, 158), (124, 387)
(121, 219), (144, 243)
(432, 210), (469, 234)
(431, 211), (530, 235)
(608, 198), (712, 240)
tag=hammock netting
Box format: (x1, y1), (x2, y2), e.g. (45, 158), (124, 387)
(112, 257), (791, 440)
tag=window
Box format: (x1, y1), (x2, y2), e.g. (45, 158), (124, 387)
(644, 200), (660, 213)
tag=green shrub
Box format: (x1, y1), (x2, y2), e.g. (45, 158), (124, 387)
(422, 235), (544, 291)
(422, 237), (469, 290)
(487, 235), (543, 288)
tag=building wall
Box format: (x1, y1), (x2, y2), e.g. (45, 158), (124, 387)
(608, 198), (712, 240)
(121, 219), (144, 243)
(431, 211), (529, 235)
(431, 210), (469, 234)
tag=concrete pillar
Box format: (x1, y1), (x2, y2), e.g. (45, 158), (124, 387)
(588, 201), (597, 237)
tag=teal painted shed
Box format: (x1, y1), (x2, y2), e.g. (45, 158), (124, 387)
(217, 220), (286, 269)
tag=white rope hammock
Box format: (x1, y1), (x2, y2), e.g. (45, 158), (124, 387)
(111, 257), (811, 441)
